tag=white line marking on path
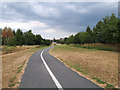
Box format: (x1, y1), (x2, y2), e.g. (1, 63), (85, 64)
(40, 50), (63, 90)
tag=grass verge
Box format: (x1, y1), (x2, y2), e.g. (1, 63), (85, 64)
(8, 82), (19, 87)
(70, 43), (118, 52)
(2, 45), (50, 88)
(2, 45), (39, 54)
(17, 61), (26, 73)
(59, 57), (88, 75)
(50, 45), (118, 88)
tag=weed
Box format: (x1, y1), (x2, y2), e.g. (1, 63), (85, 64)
(92, 77), (106, 84)
(17, 68), (22, 73)
(17, 61), (26, 73)
(106, 84), (114, 88)
(23, 61), (26, 65)
(10, 76), (16, 82)
(8, 83), (15, 87)
(8, 82), (19, 87)
(58, 57), (88, 75)
(18, 66), (22, 70)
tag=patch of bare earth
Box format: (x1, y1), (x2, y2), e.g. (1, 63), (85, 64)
(50, 45), (118, 88)
(2, 47), (40, 88)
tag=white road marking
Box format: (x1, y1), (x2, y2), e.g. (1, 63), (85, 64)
(40, 49), (63, 90)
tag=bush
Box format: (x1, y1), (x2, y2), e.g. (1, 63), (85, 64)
(70, 43), (118, 52)
(2, 46), (29, 54)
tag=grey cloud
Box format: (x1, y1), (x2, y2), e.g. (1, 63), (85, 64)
(1, 2), (118, 38)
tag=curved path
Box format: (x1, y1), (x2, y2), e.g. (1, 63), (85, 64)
(19, 46), (103, 89)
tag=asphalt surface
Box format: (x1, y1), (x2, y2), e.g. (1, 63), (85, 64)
(19, 46), (103, 89)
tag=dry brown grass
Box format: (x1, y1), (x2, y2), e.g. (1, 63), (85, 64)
(70, 43), (118, 52)
(2, 46), (48, 88)
(50, 45), (118, 88)
(2, 45), (39, 55)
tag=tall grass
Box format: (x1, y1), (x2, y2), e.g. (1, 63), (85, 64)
(2, 45), (39, 54)
(70, 43), (118, 52)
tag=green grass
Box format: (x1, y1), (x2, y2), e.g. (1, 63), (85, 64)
(106, 84), (115, 88)
(92, 77), (115, 88)
(92, 77), (106, 84)
(8, 82), (19, 87)
(17, 61), (26, 73)
(10, 76), (17, 82)
(58, 57), (88, 75)
(17, 68), (22, 73)
(18, 66), (22, 70)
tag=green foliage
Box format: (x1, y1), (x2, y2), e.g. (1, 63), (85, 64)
(73, 33), (80, 44)
(15, 29), (23, 45)
(106, 84), (114, 88)
(1, 28), (52, 46)
(8, 82), (19, 87)
(23, 30), (36, 45)
(10, 76), (17, 82)
(86, 26), (91, 33)
(17, 61), (26, 73)
(58, 57), (88, 75)
(92, 77), (106, 84)
(35, 34), (43, 45)
(44, 39), (52, 46)
(66, 35), (74, 44)
(62, 13), (119, 45)
(7, 36), (16, 46)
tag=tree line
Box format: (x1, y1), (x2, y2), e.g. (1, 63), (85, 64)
(0, 27), (52, 46)
(56, 13), (120, 44)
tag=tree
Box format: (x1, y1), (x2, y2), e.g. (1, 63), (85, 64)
(2, 27), (13, 45)
(86, 26), (91, 33)
(35, 34), (43, 45)
(86, 26), (93, 43)
(15, 29), (23, 45)
(7, 36), (16, 46)
(73, 33), (81, 44)
(23, 30), (36, 45)
(66, 35), (74, 45)
(94, 20), (104, 43)
(108, 13), (119, 43)
(78, 32), (90, 44)
(44, 39), (52, 46)
(12, 30), (16, 36)
(100, 13), (119, 43)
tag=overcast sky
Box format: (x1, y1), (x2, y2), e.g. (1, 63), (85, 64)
(0, 1), (118, 39)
